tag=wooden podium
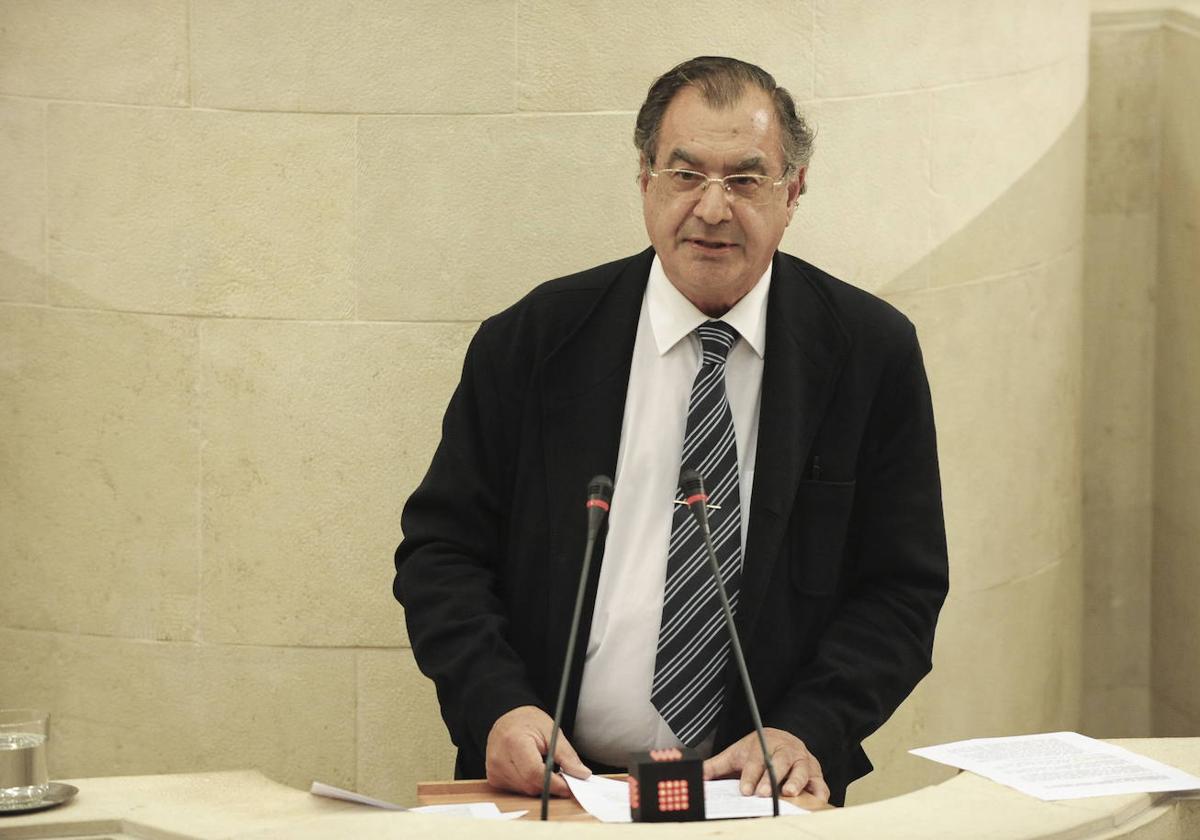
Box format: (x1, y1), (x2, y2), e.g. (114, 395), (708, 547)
(416, 777), (833, 821)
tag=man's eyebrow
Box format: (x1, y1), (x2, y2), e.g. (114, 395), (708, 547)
(731, 155), (768, 173)
(665, 148), (701, 168)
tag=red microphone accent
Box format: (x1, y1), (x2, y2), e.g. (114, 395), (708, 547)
(683, 492), (708, 507)
(586, 499), (611, 511)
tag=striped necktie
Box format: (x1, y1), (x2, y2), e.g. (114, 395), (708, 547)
(651, 320), (743, 746)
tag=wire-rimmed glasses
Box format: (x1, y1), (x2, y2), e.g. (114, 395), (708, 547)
(647, 167), (790, 205)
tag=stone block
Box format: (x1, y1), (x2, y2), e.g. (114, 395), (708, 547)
(517, 0), (814, 111)
(0, 307), (200, 641)
(0, 629), (357, 790)
(198, 320), (476, 647)
(0, 97), (45, 302)
(930, 60), (1087, 286)
(357, 649), (455, 806)
(921, 554), (1082, 741)
(1151, 518), (1200, 724)
(931, 110), (1086, 288)
(1083, 685), (1152, 738)
(355, 113), (646, 321)
(47, 104), (355, 319)
(784, 92), (932, 295)
(814, 0), (1089, 98)
(1083, 503), (1152, 691)
(1082, 212), (1156, 515)
(192, 0), (515, 113)
(0, 0), (188, 105)
(889, 252), (1083, 594)
(1087, 28), (1162, 215)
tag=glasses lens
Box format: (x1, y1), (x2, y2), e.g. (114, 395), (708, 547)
(663, 169), (706, 193)
(725, 175), (767, 203)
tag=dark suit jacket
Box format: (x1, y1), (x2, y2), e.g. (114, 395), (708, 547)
(394, 247), (948, 804)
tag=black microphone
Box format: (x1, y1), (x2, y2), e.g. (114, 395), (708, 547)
(680, 467), (780, 817)
(541, 474), (613, 820)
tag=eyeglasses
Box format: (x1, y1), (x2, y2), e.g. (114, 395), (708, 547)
(647, 167), (790, 205)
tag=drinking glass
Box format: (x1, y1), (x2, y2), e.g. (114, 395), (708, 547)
(0, 709), (50, 804)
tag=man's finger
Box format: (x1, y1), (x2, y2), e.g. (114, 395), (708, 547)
(738, 746), (766, 796)
(780, 756), (811, 798)
(703, 745), (737, 780)
(756, 747), (801, 797)
(552, 733), (592, 780)
(804, 760), (831, 804)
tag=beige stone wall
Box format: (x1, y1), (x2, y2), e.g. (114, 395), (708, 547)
(0, 1), (1091, 806)
(1153, 13), (1200, 737)
(1083, 3), (1200, 741)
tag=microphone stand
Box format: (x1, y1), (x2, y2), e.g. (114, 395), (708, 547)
(681, 468), (779, 817)
(540, 475), (612, 820)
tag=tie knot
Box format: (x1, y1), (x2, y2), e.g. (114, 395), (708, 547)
(696, 321), (738, 367)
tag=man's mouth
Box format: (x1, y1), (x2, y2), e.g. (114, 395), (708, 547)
(686, 238), (738, 252)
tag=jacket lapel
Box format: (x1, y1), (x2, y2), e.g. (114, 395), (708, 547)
(737, 255), (851, 645)
(540, 249), (652, 722)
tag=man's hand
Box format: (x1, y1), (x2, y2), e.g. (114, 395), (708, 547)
(484, 705), (591, 797)
(703, 728), (830, 803)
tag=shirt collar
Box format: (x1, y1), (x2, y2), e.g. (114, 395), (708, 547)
(646, 254), (771, 359)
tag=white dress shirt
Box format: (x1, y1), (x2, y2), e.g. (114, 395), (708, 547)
(572, 255), (770, 767)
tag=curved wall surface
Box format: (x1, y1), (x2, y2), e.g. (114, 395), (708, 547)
(0, 1), (1089, 805)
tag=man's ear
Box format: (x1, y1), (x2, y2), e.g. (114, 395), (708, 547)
(638, 155), (651, 194)
(786, 166), (807, 220)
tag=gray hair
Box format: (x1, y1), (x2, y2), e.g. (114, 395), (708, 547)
(634, 56), (815, 186)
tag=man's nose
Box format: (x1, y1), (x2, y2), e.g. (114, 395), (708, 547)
(693, 182), (733, 224)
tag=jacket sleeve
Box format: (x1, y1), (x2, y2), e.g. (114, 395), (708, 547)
(763, 325), (949, 777)
(393, 322), (544, 761)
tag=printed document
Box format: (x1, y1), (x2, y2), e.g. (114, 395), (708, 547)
(910, 732), (1200, 800)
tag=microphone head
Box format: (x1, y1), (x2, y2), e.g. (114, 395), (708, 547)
(587, 474), (614, 504)
(679, 468), (705, 498)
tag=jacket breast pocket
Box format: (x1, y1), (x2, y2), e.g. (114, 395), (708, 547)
(790, 479), (857, 596)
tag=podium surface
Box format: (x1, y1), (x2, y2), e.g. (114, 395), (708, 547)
(0, 738), (1196, 839)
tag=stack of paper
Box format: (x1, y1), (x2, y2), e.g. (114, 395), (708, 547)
(910, 732), (1200, 801)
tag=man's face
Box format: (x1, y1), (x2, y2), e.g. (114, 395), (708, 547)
(640, 85), (804, 316)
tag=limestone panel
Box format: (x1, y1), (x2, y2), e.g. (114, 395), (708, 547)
(355, 114), (646, 322)
(1154, 29), (1200, 529)
(517, 0), (815, 111)
(931, 111), (1086, 287)
(1084, 685), (1152, 739)
(192, 0), (515, 113)
(199, 320), (475, 647)
(357, 650), (455, 806)
(47, 104), (355, 319)
(0, 629), (356, 790)
(1151, 520), (1200, 722)
(1083, 213), (1156, 514)
(0, 0), (188, 105)
(1087, 28), (1162, 215)
(814, 0), (1089, 98)
(0, 307), (200, 641)
(0, 97), (45, 302)
(930, 60), (1087, 286)
(918, 552), (1082, 742)
(784, 92), (932, 294)
(888, 251), (1083, 594)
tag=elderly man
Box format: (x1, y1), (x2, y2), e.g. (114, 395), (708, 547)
(394, 56), (948, 808)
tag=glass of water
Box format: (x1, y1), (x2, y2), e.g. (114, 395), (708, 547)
(0, 709), (50, 804)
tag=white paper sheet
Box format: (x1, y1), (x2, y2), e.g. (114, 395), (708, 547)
(910, 732), (1200, 800)
(309, 781), (527, 820)
(563, 773), (808, 822)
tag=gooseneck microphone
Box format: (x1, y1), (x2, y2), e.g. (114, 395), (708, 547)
(680, 468), (780, 817)
(540, 474), (613, 820)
